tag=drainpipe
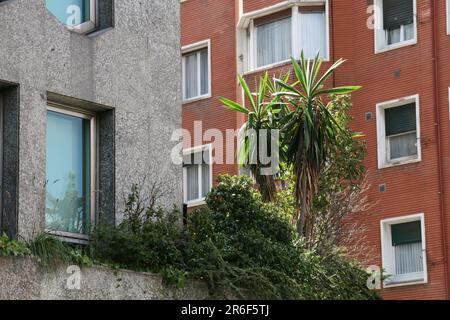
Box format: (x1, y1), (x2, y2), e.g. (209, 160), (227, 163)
(431, 0), (450, 299)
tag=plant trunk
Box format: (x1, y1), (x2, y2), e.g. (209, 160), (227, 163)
(297, 175), (308, 237)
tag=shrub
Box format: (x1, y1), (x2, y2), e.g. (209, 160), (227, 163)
(89, 199), (186, 276)
(0, 233), (30, 257)
(40, 175), (379, 300)
(184, 175), (379, 300)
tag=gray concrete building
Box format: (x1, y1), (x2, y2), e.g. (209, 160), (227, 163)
(0, 0), (182, 242)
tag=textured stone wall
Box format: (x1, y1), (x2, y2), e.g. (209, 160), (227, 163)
(0, 257), (208, 300)
(0, 0), (182, 238)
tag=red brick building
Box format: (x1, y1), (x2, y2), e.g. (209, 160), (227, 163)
(181, 0), (450, 299)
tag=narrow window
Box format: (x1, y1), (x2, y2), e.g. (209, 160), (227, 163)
(183, 147), (211, 206)
(245, 3), (328, 71)
(375, 0), (416, 52)
(45, 107), (95, 240)
(383, 0), (414, 45)
(381, 215), (426, 286)
(376, 95), (420, 168)
(182, 45), (210, 101)
(385, 103), (417, 162)
(255, 14), (292, 68)
(298, 8), (326, 59)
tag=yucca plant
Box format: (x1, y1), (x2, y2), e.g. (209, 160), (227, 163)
(220, 72), (287, 202)
(274, 52), (361, 240)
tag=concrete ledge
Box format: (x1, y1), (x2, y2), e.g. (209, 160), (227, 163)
(0, 257), (208, 300)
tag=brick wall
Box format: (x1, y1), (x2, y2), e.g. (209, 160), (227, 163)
(182, 0), (450, 299)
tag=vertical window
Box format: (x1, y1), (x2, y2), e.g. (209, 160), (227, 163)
(374, 0), (416, 52)
(376, 95), (420, 168)
(256, 16), (292, 68)
(298, 9), (327, 59)
(247, 3), (328, 71)
(447, 0), (450, 35)
(182, 41), (211, 102)
(385, 103), (417, 162)
(45, 0), (96, 33)
(381, 214), (427, 286)
(46, 107), (95, 240)
(183, 146), (212, 206)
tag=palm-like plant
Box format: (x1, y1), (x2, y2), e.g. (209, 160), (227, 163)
(275, 52), (361, 239)
(220, 73), (286, 202)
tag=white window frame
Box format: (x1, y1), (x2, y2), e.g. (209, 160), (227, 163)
(181, 39), (212, 103)
(447, 0), (450, 35)
(380, 213), (427, 288)
(46, 104), (97, 244)
(376, 94), (421, 169)
(183, 144), (213, 207)
(374, 0), (417, 54)
(48, 0), (97, 34)
(238, 1), (329, 73)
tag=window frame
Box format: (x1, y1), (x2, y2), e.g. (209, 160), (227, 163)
(181, 39), (212, 103)
(373, 0), (417, 54)
(376, 94), (421, 169)
(240, 1), (330, 73)
(447, 0), (450, 35)
(380, 213), (427, 288)
(46, 0), (97, 34)
(182, 144), (213, 208)
(45, 103), (97, 243)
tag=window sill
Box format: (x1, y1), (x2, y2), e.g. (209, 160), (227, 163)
(244, 59), (292, 76)
(46, 230), (89, 245)
(378, 157), (420, 170)
(183, 94), (212, 105)
(384, 276), (426, 288)
(185, 199), (207, 208)
(375, 39), (417, 54)
(243, 56), (330, 76)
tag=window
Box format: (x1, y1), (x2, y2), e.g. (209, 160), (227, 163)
(447, 0), (450, 35)
(0, 82), (19, 238)
(374, 0), (416, 53)
(255, 15), (292, 68)
(380, 214), (427, 286)
(45, 106), (95, 241)
(45, 0), (96, 34)
(182, 40), (211, 102)
(183, 145), (212, 206)
(244, 3), (328, 71)
(376, 95), (420, 168)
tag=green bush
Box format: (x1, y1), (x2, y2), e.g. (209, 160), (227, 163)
(0, 233), (30, 257)
(184, 175), (379, 300)
(10, 174), (374, 299)
(89, 174), (379, 299)
(90, 207), (185, 274)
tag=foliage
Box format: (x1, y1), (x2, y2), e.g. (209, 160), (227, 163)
(88, 176), (378, 299)
(89, 184), (185, 278)
(0, 232), (92, 269)
(220, 52), (363, 242)
(276, 94), (370, 251)
(183, 175), (378, 300)
(220, 73), (286, 202)
(25, 233), (93, 269)
(0, 233), (30, 257)
(274, 52), (361, 238)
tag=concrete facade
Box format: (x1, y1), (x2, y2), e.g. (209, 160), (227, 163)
(0, 0), (182, 239)
(0, 257), (208, 300)
(181, 0), (450, 299)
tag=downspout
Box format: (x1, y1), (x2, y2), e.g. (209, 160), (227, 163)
(431, 0), (450, 299)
